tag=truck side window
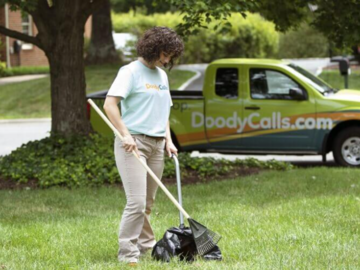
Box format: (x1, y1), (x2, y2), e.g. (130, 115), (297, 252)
(250, 69), (305, 100)
(215, 68), (238, 99)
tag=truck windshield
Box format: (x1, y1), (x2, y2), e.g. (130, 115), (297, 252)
(288, 63), (336, 95)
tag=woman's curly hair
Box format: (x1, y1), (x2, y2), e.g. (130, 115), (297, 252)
(136, 27), (184, 71)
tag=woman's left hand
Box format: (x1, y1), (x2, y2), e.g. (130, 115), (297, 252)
(165, 140), (178, 157)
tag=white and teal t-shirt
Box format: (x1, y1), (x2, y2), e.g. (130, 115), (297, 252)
(107, 60), (172, 137)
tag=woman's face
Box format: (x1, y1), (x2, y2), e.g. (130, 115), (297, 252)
(155, 52), (173, 68)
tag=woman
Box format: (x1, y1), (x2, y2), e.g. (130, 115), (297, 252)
(103, 26), (184, 264)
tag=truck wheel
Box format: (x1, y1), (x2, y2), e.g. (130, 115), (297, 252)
(333, 127), (360, 166)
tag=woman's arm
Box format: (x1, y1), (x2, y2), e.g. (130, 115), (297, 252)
(165, 121), (178, 157)
(103, 96), (138, 154)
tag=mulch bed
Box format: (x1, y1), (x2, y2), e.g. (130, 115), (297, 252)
(0, 167), (261, 190)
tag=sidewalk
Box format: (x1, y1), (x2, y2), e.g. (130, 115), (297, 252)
(0, 74), (48, 86)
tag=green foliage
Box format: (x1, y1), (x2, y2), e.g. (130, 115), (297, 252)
(0, 134), (119, 187)
(164, 154), (292, 181)
(111, 0), (175, 15)
(0, 61), (6, 77)
(112, 12), (279, 63)
(112, 11), (183, 35)
(0, 134), (291, 188)
(0, 66), (49, 78)
(0, 0), (37, 12)
(182, 13), (279, 63)
(168, 0), (255, 37)
(278, 22), (329, 59)
(167, 0), (360, 48)
(253, 0), (308, 33)
(312, 0), (360, 48)
(0, 39), (5, 76)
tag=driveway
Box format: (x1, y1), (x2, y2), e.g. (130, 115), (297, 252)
(0, 119), (51, 156)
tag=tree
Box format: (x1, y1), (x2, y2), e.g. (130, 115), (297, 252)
(85, 0), (120, 65)
(111, 0), (175, 15)
(0, 0), (104, 136)
(85, 0), (176, 66)
(169, 0), (360, 48)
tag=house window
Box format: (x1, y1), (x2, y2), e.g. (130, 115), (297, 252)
(21, 14), (32, 36)
(21, 13), (33, 50)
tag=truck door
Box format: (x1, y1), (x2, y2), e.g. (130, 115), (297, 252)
(241, 67), (316, 151)
(204, 65), (244, 149)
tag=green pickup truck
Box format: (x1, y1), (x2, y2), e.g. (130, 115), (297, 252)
(87, 59), (360, 167)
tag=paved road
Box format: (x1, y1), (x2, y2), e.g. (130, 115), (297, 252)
(175, 64), (207, 91)
(191, 151), (336, 167)
(0, 119), (51, 156)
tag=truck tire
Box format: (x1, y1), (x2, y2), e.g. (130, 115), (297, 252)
(333, 127), (360, 166)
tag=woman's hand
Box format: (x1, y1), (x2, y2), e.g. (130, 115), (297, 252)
(165, 140), (178, 157)
(122, 135), (139, 156)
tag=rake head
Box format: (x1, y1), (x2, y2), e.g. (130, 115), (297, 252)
(188, 218), (221, 256)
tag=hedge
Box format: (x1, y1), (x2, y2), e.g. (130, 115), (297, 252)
(112, 12), (279, 63)
(0, 133), (292, 188)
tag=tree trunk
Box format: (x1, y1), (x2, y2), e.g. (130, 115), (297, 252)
(85, 0), (120, 65)
(46, 14), (92, 136)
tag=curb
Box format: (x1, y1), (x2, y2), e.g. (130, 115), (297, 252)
(0, 118), (51, 124)
(0, 74), (48, 86)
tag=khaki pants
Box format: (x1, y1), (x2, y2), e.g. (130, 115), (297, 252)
(114, 134), (165, 263)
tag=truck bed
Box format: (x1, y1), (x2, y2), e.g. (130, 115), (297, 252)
(86, 90), (203, 100)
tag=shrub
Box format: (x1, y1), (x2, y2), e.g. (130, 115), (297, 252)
(0, 66), (49, 77)
(0, 39), (6, 77)
(112, 12), (279, 63)
(278, 22), (329, 59)
(0, 134), (118, 187)
(0, 61), (6, 77)
(0, 133), (292, 188)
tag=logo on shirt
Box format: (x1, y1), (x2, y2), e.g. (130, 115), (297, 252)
(145, 84), (168, 91)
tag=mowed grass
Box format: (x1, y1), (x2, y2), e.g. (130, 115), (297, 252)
(0, 65), (195, 119)
(0, 168), (359, 269)
(319, 70), (360, 90)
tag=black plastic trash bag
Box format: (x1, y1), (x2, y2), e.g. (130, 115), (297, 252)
(151, 225), (222, 262)
(152, 155), (222, 263)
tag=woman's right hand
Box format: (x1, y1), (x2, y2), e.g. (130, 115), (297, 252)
(122, 135), (139, 156)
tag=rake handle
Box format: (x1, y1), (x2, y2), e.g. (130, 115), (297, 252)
(87, 99), (191, 219)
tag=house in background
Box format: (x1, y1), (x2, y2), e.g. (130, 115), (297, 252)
(0, 4), (91, 68)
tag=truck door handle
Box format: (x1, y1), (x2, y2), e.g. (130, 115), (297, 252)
(245, 106), (260, 110)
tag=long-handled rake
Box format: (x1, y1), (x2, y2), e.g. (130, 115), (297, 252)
(88, 99), (221, 255)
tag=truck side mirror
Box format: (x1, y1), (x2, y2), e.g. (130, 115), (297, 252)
(289, 88), (306, 100)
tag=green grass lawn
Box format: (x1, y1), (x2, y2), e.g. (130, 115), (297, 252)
(0, 65), (195, 119)
(319, 70), (360, 90)
(1, 168), (359, 269)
